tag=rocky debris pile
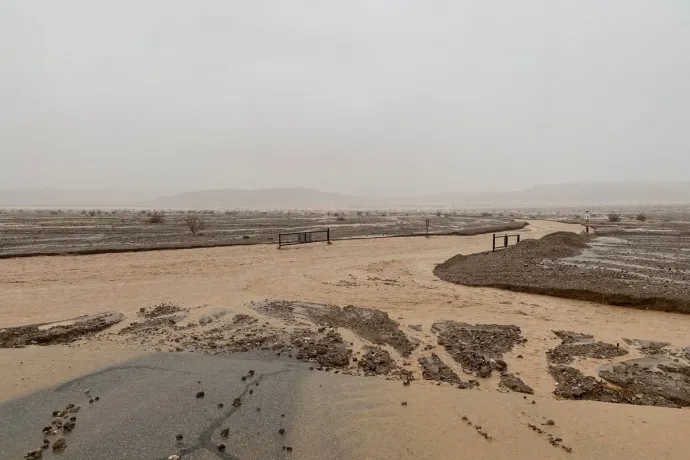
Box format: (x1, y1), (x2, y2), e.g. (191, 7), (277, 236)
(435, 229), (690, 314)
(138, 302), (182, 319)
(251, 300), (298, 322)
(499, 373), (534, 394)
(431, 320), (526, 378)
(547, 330), (628, 364)
(553, 330), (594, 344)
(118, 315), (182, 335)
(599, 362), (690, 408)
(623, 337), (673, 356)
(231, 314), (258, 326)
(358, 346), (397, 375)
(303, 304), (416, 357)
(549, 362), (689, 408)
(548, 342), (627, 364)
(1, 312), (124, 348)
(418, 354), (464, 385)
(293, 330), (352, 368)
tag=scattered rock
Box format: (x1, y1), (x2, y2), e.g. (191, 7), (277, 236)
(196, 391), (205, 399)
(220, 428), (229, 438)
(175, 434), (183, 441)
(52, 438), (66, 452)
(232, 398), (242, 407)
(217, 443), (226, 451)
(500, 373), (534, 394)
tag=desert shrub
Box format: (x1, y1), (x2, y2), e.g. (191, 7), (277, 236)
(147, 210), (165, 224)
(49, 210), (59, 215)
(436, 211), (442, 217)
(481, 212), (493, 217)
(336, 215), (346, 222)
(636, 213), (647, 222)
(365, 211), (370, 216)
(356, 211), (363, 216)
(607, 212), (621, 222)
(380, 212), (387, 217)
(184, 215), (206, 235)
(88, 210), (97, 217)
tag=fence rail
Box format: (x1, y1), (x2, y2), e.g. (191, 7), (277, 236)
(278, 229), (330, 248)
(492, 233), (520, 252)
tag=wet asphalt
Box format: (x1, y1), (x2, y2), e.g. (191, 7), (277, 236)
(0, 352), (310, 460)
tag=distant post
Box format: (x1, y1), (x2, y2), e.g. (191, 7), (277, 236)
(425, 218), (430, 237)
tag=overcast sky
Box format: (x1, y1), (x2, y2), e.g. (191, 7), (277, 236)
(2, 1), (689, 195)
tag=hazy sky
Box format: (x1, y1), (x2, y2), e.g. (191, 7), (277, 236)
(2, 1), (689, 195)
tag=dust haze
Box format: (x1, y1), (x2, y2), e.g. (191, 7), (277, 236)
(2, 1), (690, 200)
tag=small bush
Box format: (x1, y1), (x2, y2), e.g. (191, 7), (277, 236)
(184, 215), (206, 235)
(436, 211), (442, 217)
(607, 212), (621, 222)
(147, 210), (165, 224)
(481, 212), (493, 217)
(356, 211), (363, 216)
(336, 215), (346, 222)
(88, 210), (97, 217)
(636, 213), (647, 222)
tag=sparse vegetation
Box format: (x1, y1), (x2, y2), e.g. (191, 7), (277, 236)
(184, 215), (206, 235)
(88, 210), (97, 217)
(636, 213), (647, 222)
(481, 212), (493, 217)
(608, 212), (621, 222)
(436, 211), (442, 217)
(356, 211), (363, 216)
(147, 210), (165, 224)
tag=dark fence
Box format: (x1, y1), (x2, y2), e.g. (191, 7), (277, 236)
(492, 233), (520, 252)
(278, 229), (331, 248)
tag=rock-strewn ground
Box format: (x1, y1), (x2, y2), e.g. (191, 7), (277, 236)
(434, 230), (690, 313)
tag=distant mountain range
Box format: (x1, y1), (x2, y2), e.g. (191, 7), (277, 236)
(1, 181), (689, 209)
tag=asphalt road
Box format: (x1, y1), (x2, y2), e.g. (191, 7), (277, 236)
(0, 352), (311, 460)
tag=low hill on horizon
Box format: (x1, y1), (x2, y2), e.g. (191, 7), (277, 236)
(1, 181), (689, 209)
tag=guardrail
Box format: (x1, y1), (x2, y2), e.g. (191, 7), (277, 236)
(492, 233), (520, 252)
(278, 229), (330, 248)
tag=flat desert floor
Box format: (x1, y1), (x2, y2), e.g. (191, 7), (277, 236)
(2, 220), (690, 459)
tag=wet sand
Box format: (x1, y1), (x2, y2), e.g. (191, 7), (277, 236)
(2, 220), (690, 458)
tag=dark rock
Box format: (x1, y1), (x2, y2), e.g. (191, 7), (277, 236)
(232, 398), (242, 407)
(500, 373), (534, 394)
(418, 354), (463, 384)
(220, 428), (229, 438)
(52, 438), (66, 451)
(196, 391), (205, 399)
